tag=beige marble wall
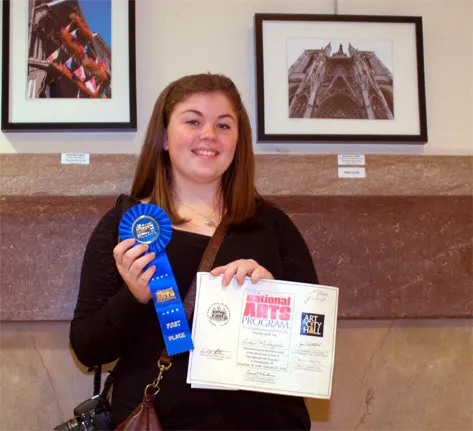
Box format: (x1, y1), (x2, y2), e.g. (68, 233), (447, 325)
(0, 322), (114, 431)
(1, 320), (472, 431)
(1, 154), (472, 196)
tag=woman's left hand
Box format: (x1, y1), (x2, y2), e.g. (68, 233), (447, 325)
(210, 259), (274, 287)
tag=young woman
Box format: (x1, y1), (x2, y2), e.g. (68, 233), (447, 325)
(70, 73), (318, 430)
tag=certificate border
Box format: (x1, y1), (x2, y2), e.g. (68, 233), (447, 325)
(188, 274), (339, 399)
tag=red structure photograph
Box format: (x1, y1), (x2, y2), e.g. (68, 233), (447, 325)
(27, 0), (112, 99)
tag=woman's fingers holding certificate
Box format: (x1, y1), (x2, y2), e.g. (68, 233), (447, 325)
(113, 238), (156, 303)
(211, 259), (274, 287)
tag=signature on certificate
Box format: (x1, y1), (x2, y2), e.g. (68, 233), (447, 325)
(241, 338), (284, 349)
(200, 347), (231, 357)
(304, 288), (329, 304)
(246, 369), (276, 378)
(298, 340), (322, 349)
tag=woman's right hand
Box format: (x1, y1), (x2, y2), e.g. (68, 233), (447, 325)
(113, 238), (156, 304)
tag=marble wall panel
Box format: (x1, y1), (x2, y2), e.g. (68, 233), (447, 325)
(1, 211), (102, 321)
(0, 322), (114, 431)
(1, 154), (472, 196)
(287, 196), (473, 318)
(1, 195), (471, 320)
(1, 320), (471, 431)
(308, 318), (473, 431)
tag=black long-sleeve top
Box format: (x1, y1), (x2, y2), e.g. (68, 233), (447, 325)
(70, 195), (318, 430)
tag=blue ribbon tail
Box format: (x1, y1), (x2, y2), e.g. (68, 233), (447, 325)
(149, 253), (194, 355)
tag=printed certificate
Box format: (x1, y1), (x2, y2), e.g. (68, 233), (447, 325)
(187, 273), (339, 399)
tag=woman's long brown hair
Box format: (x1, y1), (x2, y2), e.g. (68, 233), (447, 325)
(131, 73), (259, 225)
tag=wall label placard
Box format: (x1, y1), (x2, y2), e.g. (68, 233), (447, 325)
(338, 167), (366, 178)
(61, 153), (90, 164)
(338, 154), (365, 165)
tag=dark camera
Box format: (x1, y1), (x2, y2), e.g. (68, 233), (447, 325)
(53, 394), (112, 431)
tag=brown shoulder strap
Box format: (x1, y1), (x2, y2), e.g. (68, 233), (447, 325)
(183, 222), (227, 320)
(160, 223), (227, 364)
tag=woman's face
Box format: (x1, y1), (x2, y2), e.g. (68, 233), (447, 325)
(164, 92), (238, 188)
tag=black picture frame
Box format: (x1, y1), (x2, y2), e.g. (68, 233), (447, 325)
(254, 14), (428, 143)
(1, 0), (137, 132)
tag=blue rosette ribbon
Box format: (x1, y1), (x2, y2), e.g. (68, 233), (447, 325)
(119, 203), (194, 355)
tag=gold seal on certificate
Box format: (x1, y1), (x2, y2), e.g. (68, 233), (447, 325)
(187, 273), (339, 399)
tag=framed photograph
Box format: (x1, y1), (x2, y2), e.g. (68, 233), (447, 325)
(254, 14), (428, 143)
(1, 0), (137, 132)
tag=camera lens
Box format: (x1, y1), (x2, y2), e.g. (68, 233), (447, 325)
(53, 417), (81, 431)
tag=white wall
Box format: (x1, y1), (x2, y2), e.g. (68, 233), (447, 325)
(1, 0), (472, 155)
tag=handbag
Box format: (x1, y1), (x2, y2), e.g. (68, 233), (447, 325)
(115, 222), (227, 431)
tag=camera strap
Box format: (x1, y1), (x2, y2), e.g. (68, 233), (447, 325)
(89, 365), (114, 399)
(100, 371), (115, 400)
(92, 365), (101, 396)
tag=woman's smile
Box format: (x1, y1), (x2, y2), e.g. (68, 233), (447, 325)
(191, 147), (220, 158)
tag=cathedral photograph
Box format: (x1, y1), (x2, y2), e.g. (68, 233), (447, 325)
(287, 38), (394, 120)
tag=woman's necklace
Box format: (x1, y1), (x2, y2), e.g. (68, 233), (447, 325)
(179, 201), (218, 227)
